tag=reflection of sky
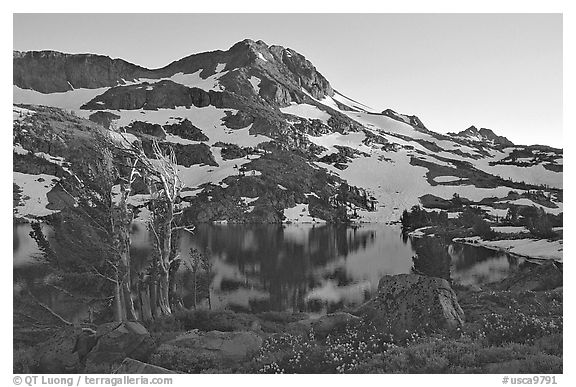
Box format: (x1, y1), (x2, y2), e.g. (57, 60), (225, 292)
(15, 221), (523, 314)
(342, 226), (414, 288)
(449, 244), (523, 286)
(451, 256), (511, 286)
(182, 224), (418, 310)
(13, 224), (52, 266)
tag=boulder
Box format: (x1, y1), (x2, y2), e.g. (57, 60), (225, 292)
(84, 321), (155, 373)
(355, 274), (464, 336)
(151, 330), (262, 373)
(113, 358), (177, 374)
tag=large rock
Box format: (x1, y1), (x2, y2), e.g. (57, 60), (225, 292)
(84, 321), (155, 373)
(355, 274), (464, 336)
(113, 358), (178, 374)
(151, 330), (262, 373)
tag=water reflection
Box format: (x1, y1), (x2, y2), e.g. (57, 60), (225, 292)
(14, 222), (527, 317)
(449, 243), (524, 286)
(13, 223), (90, 323)
(171, 224), (415, 313)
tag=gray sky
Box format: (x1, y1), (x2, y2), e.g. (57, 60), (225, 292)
(13, 13), (562, 147)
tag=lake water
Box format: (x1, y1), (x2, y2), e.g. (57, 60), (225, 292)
(14, 223), (524, 318)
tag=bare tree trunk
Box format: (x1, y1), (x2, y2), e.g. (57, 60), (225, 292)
(156, 201), (173, 315)
(150, 277), (159, 319)
(122, 281), (137, 321)
(139, 281), (153, 322)
(169, 260), (183, 311)
(114, 274), (124, 322)
(157, 269), (171, 316)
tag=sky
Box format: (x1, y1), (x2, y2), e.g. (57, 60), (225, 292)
(13, 13), (563, 147)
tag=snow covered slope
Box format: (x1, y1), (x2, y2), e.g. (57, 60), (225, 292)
(13, 39), (563, 224)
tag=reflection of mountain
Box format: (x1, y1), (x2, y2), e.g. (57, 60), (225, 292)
(410, 237), (525, 286)
(449, 243), (518, 270)
(183, 224), (379, 312)
(449, 243), (523, 286)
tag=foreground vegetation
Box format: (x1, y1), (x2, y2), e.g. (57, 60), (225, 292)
(131, 283), (562, 374)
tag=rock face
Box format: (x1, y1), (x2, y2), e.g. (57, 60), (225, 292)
(84, 321), (155, 373)
(88, 111), (120, 129)
(151, 330), (262, 372)
(164, 119), (209, 141)
(490, 260), (562, 292)
(450, 125), (514, 147)
(81, 81), (213, 110)
(13, 50), (151, 93)
(140, 140), (217, 167)
(126, 121), (166, 140)
(355, 274), (464, 336)
(113, 358), (177, 374)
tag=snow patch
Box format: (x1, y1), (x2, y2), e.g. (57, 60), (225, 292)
(280, 103), (331, 123)
(283, 203), (326, 224)
(456, 237), (562, 262)
(13, 85), (109, 111)
(13, 172), (60, 219)
(491, 226), (529, 234)
(248, 76), (261, 95)
(256, 52), (267, 62)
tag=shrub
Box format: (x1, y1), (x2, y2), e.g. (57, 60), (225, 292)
(13, 347), (38, 373)
(150, 346), (221, 374)
(481, 311), (562, 345)
(252, 320), (398, 373)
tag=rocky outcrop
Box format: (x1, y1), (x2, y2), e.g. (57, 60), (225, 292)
(84, 321), (155, 373)
(355, 274), (464, 336)
(214, 142), (252, 160)
(151, 330), (263, 373)
(382, 109), (427, 131)
(81, 81), (213, 110)
(164, 119), (209, 141)
(126, 121), (166, 140)
(13, 51), (152, 93)
(140, 140), (217, 167)
(270, 44), (333, 99)
(449, 125), (514, 147)
(88, 111), (120, 129)
(222, 110), (254, 129)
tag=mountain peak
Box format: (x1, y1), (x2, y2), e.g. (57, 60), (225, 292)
(450, 125), (514, 147)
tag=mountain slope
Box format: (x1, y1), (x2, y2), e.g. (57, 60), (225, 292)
(13, 39), (563, 224)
